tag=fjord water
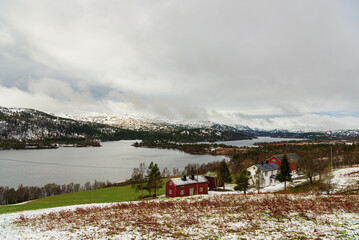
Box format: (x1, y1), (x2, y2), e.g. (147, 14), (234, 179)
(207, 136), (305, 147)
(0, 137), (299, 187)
(0, 141), (226, 187)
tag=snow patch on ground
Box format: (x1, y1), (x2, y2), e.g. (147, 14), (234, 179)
(1, 194), (359, 239)
(331, 166), (359, 192)
(0, 202), (126, 240)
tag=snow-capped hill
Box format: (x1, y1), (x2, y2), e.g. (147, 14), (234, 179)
(324, 129), (359, 138)
(0, 107), (252, 143)
(0, 107), (122, 141)
(62, 113), (359, 140)
(64, 114), (177, 132)
(66, 115), (248, 134)
(3, 106), (359, 142)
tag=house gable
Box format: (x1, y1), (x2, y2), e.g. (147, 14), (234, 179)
(267, 153), (299, 171)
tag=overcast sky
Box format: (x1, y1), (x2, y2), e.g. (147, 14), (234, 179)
(1, 1), (359, 131)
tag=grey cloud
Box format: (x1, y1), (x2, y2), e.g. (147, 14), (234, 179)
(0, 1), (359, 130)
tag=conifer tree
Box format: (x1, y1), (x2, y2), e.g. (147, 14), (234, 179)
(145, 161), (154, 197)
(218, 160), (232, 190)
(150, 163), (163, 197)
(275, 154), (292, 191)
(145, 162), (163, 197)
(234, 169), (251, 194)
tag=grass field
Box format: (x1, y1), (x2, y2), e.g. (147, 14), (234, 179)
(0, 185), (165, 215)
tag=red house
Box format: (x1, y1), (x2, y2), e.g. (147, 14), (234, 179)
(266, 153), (299, 171)
(166, 175), (208, 197)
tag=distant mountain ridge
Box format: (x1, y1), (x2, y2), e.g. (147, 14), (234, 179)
(1, 106), (359, 142)
(0, 107), (250, 142)
(64, 114), (251, 133)
(67, 113), (359, 140)
(0, 107), (144, 141)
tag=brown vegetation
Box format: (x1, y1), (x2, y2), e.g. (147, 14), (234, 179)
(15, 193), (359, 239)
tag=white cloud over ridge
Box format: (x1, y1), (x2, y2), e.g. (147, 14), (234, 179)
(0, 1), (359, 130)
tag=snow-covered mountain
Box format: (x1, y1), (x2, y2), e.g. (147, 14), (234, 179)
(0, 107), (122, 141)
(2, 106), (359, 142)
(65, 113), (359, 139)
(63, 114), (178, 132)
(63, 114), (249, 133)
(0, 107), (250, 142)
(324, 129), (359, 138)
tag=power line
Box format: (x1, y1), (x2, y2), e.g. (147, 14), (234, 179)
(0, 157), (133, 170)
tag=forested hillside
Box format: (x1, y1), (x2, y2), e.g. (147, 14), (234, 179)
(0, 107), (252, 149)
(0, 107), (145, 147)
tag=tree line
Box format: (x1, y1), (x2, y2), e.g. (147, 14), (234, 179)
(133, 141), (237, 155)
(230, 143), (359, 175)
(130, 161), (163, 198)
(0, 180), (126, 205)
(184, 142), (359, 194)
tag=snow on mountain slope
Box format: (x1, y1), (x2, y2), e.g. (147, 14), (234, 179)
(64, 114), (359, 140)
(3, 106), (359, 140)
(64, 114), (174, 132)
(63, 114), (249, 133)
(0, 107), (118, 141)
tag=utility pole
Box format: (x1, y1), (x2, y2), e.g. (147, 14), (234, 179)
(331, 146), (333, 170)
(196, 164), (199, 195)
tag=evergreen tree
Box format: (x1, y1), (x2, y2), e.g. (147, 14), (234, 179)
(218, 160), (232, 190)
(150, 163), (163, 197)
(234, 169), (251, 194)
(275, 154), (292, 191)
(254, 168), (265, 193)
(145, 161), (154, 197)
(145, 162), (163, 197)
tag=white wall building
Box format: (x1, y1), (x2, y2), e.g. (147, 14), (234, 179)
(247, 163), (279, 187)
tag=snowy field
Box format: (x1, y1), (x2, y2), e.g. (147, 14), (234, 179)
(1, 194), (359, 239)
(0, 167), (359, 239)
(331, 166), (359, 192)
(243, 166), (359, 194)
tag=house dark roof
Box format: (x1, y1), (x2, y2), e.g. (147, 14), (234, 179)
(255, 163), (279, 172)
(269, 153), (299, 164)
(168, 176), (208, 186)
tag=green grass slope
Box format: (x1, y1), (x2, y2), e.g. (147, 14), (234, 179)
(0, 185), (165, 215)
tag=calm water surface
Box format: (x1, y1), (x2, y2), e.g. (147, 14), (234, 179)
(0, 137), (302, 187)
(0, 141), (227, 187)
(207, 136), (306, 147)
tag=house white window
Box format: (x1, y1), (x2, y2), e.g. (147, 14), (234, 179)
(199, 187), (203, 192)
(180, 189), (185, 195)
(189, 188), (194, 195)
(169, 181), (172, 186)
(169, 189), (172, 195)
